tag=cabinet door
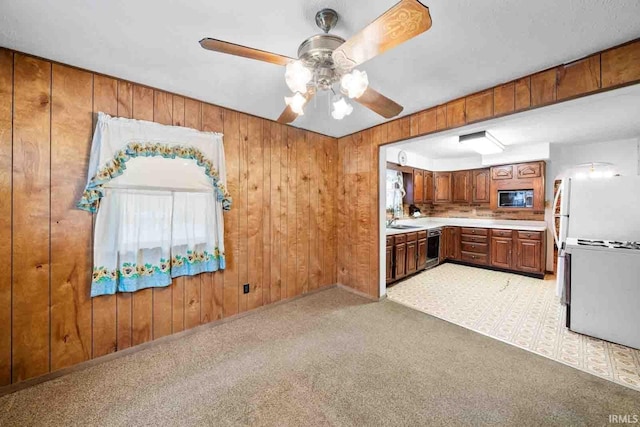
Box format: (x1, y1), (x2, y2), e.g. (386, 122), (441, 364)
(424, 171), (434, 204)
(517, 162), (542, 178)
(434, 172), (452, 203)
(395, 243), (406, 278)
(386, 245), (394, 282)
(491, 165), (513, 180)
(472, 168), (491, 203)
(413, 169), (424, 204)
(452, 170), (471, 203)
(444, 227), (461, 260)
(417, 238), (427, 270)
(491, 237), (513, 269)
(452, 227), (461, 260)
(406, 240), (417, 274)
(515, 239), (542, 273)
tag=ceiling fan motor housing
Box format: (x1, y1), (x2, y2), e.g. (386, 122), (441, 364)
(297, 34), (346, 90)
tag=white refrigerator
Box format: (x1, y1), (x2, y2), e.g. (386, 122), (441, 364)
(553, 175), (640, 298)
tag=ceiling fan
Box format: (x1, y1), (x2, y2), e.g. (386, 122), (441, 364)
(199, 0), (432, 124)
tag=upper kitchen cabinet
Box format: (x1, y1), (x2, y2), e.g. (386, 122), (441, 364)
(452, 170), (471, 203)
(413, 169), (424, 204)
(424, 171), (434, 204)
(490, 161), (546, 211)
(472, 169), (491, 203)
(434, 172), (453, 203)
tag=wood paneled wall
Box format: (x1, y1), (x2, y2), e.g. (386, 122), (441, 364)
(338, 39), (640, 298)
(0, 49), (338, 386)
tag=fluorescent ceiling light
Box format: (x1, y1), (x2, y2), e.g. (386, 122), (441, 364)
(459, 131), (505, 155)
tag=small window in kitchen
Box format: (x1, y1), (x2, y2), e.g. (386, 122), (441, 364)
(386, 170), (404, 219)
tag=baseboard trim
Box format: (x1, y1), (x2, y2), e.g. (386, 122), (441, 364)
(0, 284), (338, 398)
(337, 284), (380, 301)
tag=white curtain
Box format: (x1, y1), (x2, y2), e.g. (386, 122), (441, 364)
(82, 113), (230, 297)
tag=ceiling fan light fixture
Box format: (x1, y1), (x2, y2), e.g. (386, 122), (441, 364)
(285, 92), (307, 116)
(459, 131), (505, 155)
(340, 69), (369, 99)
(285, 60), (313, 94)
(331, 97), (354, 120)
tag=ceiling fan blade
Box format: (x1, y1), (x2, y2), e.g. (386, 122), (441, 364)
(354, 87), (403, 118)
(332, 0), (432, 70)
(277, 92), (315, 124)
(199, 38), (294, 66)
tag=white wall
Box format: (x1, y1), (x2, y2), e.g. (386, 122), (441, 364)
(543, 137), (640, 270)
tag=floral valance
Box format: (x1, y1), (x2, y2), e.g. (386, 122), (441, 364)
(78, 112), (231, 213)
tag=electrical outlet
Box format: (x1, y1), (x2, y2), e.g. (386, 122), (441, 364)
(243, 284), (250, 294)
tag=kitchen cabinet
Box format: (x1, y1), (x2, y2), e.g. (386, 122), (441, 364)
(491, 165), (513, 180)
(472, 168), (491, 203)
(515, 237), (543, 273)
(443, 226), (460, 260)
(394, 239), (407, 279)
(413, 169), (424, 204)
(434, 172), (452, 203)
(460, 227), (489, 265)
(406, 235), (417, 274)
(452, 170), (471, 203)
(517, 162), (542, 178)
(417, 230), (427, 270)
(386, 243), (394, 283)
(490, 161), (546, 211)
(424, 171), (434, 204)
(491, 230), (514, 269)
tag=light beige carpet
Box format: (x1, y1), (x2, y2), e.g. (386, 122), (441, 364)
(1, 286), (639, 426)
(387, 263), (640, 393)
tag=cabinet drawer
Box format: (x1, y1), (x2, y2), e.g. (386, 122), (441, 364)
(386, 236), (394, 246)
(517, 162), (541, 178)
(491, 229), (513, 238)
(517, 231), (542, 240)
(406, 232), (418, 242)
(461, 227), (488, 236)
(460, 235), (488, 244)
(461, 251), (489, 265)
(461, 242), (488, 254)
(394, 234), (406, 244)
(417, 230), (427, 239)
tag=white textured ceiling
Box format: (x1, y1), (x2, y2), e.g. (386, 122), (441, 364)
(394, 84), (640, 159)
(1, 0), (640, 137)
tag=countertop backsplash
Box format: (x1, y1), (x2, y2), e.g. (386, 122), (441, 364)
(403, 201), (545, 222)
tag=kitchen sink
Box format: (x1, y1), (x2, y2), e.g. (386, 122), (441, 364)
(387, 224), (422, 230)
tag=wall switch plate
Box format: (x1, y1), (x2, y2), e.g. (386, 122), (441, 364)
(243, 284), (250, 294)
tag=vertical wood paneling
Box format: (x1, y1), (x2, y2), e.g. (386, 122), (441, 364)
(171, 95), (185, 333)
(0, 49), (13, 386)
(602, 40), (640, 88)
(493, 82), (515, 116)
(296, 130), (310, 296)
(91, 75), (118, 358)
(308, 134), (321, 291)
(1, 50), (342, 386)
(436, 105), (447, 130)
(557, 55), (601, 100)
(50, 64), (93, 371)
(237, 114), (249, 311)
(465, 90), (493, 123)
(261, 121), (271, 303)
(336, 137), (347, 286)
(286, 128), (298, 298)
(201, 104), (224, 323)
(446, 99), (466, 128)
(277, 124), (288, 301)
(130, 85), (154, 346)
(151, 90), (173, 340)
(515, 77), (531, 110)
(183, 99), (202, 329)
(115, 81), (133, 350)
(222, 111), (239, 317)
(268, 123), (281, 303)
(12, 54), (51, 382)
(247, 116), (263, 311)
(356, 130), (371, 294)
(369, 126), (384, 296)
(531, 69), (557, 106)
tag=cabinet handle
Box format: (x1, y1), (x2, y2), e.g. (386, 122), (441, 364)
(472, 230), (476, 234)
(471, 245), (475, 248)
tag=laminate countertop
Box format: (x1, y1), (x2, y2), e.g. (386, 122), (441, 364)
(385, 217), (547, 236)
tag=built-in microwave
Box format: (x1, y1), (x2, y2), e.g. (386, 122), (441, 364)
(498, 189), (534, 208)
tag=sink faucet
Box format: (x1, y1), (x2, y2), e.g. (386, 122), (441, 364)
(386, 217), (398, 227)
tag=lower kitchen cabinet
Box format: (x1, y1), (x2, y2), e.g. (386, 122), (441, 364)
(515, 237), (543, 273)
(394, 241), (406, 278)
(386, 245), (393, 283)
(443, 226), (461, 260)
(406, 233), (418, 274)
(417, 235), (427, 270)
(491, 234), (514, 269)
